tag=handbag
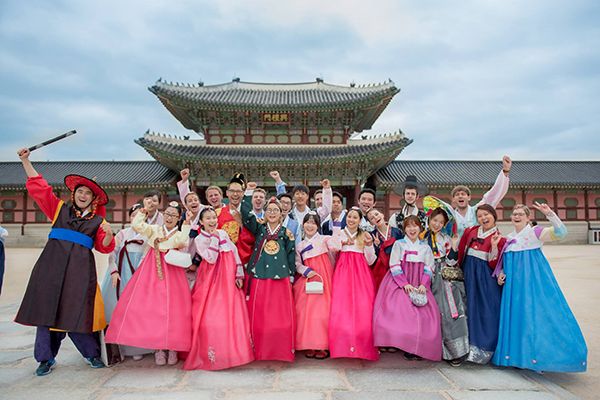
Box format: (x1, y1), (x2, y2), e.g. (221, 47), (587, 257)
(305, 274), (324, 295)
(441, 266), (463, 281)
(409, 290), (428, 307)
(164, 249), (192, 268)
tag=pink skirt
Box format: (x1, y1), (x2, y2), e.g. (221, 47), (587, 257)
(105, 249), (192, 351)
(293, 253), (333, 350)
(247, 277), (295, 362)
(373, 261), (442, 361)
(329, 251), (379, 361)
(183, 251), (254, 370)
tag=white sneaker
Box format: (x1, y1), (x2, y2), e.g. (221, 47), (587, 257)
(167, 350), (178, 365)
(132, 355), (143, 361)
(154, 350), (166, 366)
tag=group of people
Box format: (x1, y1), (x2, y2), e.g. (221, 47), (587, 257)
(13, 149), (588, 377)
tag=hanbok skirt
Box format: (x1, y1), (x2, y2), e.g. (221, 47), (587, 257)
(247, 277), (295, 362)
(183, 251), (254, 370)
(100, 251), (152, 357)
(431, 259), (469, 360)
(293, 253), (333, 350)
(463, 255), (502, 364)
(105, 249), (192, 351)
(329, 251), (379, 361)
(371, 248), (391, 291)
(492, 249), (587, 372)
(373, 261), (442, 361)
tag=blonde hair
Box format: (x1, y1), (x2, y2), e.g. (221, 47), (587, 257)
(513, 204), (531, 217)
(206, 185), (223, 196)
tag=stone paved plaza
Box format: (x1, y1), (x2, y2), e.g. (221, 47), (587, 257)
(1, 246), (598, 399)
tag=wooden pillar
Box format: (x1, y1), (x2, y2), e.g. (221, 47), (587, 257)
(383, 190), (391, 219)
(22, 190), (28, 236)
(553, 189), (559, 215)
(353, 181), (361, 208)
(121, 189), (128, 229)
(521, 189), (526, 204)
(584, 188), (589, 221)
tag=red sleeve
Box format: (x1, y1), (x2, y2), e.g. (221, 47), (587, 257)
(94, 222), (116, 253)
(25, 175), (61, 220)
(488, 236), (506, 270)
(457, 226), (476, 268)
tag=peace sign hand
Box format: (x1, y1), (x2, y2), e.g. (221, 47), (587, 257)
(532, 201), (552, 216)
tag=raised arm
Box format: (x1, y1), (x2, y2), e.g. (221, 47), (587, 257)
(131, 208), (155, 239)
(241, 182), (261, 235)
(270, 171), (287, 195)
(19, 149), (62, 220)
(532, 202), (568, 242)
(362, 233), (377, 266)
(316, 179), (332, 221)
(477, 155), (511, 208)
(177, 168), (192, 205)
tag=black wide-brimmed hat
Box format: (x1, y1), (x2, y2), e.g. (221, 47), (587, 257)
(394, 175), (428, 196)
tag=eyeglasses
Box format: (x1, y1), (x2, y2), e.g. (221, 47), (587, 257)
(265, 208), (281, 214)
(512, 212), (527, 217)
(227, 189), (243, 194)
(164, 212), (179, 218)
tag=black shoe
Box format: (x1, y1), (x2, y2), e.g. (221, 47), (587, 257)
(403, 352), (423, 361)
(35, 359), (56, 376)
(85, 356), (105, 369)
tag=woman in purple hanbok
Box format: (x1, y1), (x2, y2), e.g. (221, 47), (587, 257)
(373, 215), (442, 361)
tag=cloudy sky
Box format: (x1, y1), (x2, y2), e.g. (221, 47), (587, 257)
(1, 0), (599, 162)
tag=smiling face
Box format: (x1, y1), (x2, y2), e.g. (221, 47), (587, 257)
(453, 190), (471, 211)
(477, 209), (496, 231)
(366, 208), (385, 228)
(205, 188), (223, 208)
(226, 182), (243, 207)
(252, 190), (266, 210)
(163, 206), (181, 230)
(404, 221), (421, 241)
(73, 186), (95, 209)
(278, 196), (292, 214)
(143, 194), (160, 215)
(511, 205), (530, 231)
(294, 190), (309, 208)
(358, 192), (375, 213)
(303, 218), (319, 238)
(428, 213), (446, 234)
(313, 192), (323, 208)
(185, 193), (201, 215)
(265, 203), (282, 224)
(200, 208), (218, 232)
(403, 188), (418, 206)
(332, 195), (343, 214)
(346, 209), (361, 230)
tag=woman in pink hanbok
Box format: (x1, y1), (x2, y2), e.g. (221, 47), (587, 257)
(373, 215), (442, 361)
(328, 207), (379, 361)
(183, 207), (254, 370)
(294, 212), (341, 360)
(105, 202), (193, 366)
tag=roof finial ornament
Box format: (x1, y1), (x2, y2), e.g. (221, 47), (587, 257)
(158, 77), (162, 82)
(198, 80), (204, 86)
(350, 82), (355, 87)
(316, 76), (323, 83)
(232, 77), (240, 82)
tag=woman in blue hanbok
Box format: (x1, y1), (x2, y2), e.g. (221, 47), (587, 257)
(492, 202), (587, 372)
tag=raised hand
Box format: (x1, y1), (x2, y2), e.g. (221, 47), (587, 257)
(183, 210), (193, 225)
(246, 181), (257, 191)
(363, 233), (373, 247)
(180, 168), (190, 181)
(100, 221), (113, 235)
(451, 235), (460, 251)
(320, 178), (331, 189)
(532, 201), (552, 216)
(269, 171), (281, 182)
(17, 148), (31, 160)
(490, 232), (502, 248)
(502, 155), (512, 173)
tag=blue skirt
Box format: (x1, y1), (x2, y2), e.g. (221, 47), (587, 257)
(492, 249), (587, 372)
(463, 255), (502, 363)
(100, 251), (144, 322)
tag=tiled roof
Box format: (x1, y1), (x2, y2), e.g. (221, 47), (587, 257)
(376, 160), (600, 189)
(135, 131), (412, 164)
(0, 161), (177, 190)
(149, 79), (399, 111)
